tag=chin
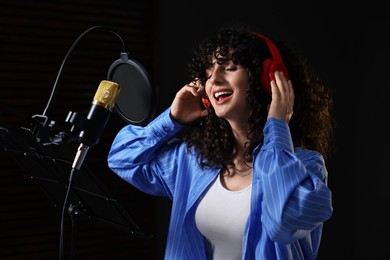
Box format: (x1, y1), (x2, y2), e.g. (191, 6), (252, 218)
(214, 109), (230, 119)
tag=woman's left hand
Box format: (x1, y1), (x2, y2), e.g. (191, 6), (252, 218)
(170, 80), (208, 125)
(267, 71), (295, 123)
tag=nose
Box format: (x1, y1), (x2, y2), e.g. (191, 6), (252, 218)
(208, 67), (223, 85)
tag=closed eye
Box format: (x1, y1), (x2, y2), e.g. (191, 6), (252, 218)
(225, 66), (238, 71)
(205, 63), (239, 79)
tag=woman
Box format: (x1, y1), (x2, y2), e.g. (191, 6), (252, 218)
(108, 24), (335, 259)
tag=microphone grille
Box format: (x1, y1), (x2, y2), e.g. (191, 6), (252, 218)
(93, 80), (121, 111)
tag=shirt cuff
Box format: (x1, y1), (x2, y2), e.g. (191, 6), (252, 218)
(146, 107), (185, 139)
(261, 118), (294, 152)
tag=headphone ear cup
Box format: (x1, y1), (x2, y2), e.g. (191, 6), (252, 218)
(254, 32), (289, 96)
(269, 62), (289, 82)
(261, 58), (272, 96)
(202, 94), (211, 109)
(262, 59), (290, 96)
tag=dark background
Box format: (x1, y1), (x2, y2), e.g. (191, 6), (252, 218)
(0, 0), (387, 259)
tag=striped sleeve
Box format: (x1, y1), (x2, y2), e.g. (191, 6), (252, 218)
(107, 108), (186, 198)
(256, 118), (333, 244)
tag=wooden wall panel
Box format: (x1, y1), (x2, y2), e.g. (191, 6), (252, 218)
(0, 1), (159, 259)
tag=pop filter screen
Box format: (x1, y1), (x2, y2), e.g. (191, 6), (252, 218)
(107, 52), (155, 126)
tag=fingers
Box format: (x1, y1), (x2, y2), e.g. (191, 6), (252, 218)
(185, 79), (204, 96)
(171, 79), (208, 125)
(286, 80), (294, 114)
(273, 71), (290, 94)
(269, 71), (295, 122)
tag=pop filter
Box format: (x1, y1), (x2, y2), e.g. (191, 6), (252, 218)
(107, 52), (155, 126)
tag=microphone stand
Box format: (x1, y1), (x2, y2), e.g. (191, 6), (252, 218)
(31, 26), (124, 260)
(68, 201), (83, 260)
(59, 143), (89, 260)
(23, 26), (153, 260)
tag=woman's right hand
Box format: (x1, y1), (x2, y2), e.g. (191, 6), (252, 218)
(170, 80), (209, 125)
(267, 71), (295, 123)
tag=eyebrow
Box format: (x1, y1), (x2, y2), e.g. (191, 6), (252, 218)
(209, 57), (232, 67)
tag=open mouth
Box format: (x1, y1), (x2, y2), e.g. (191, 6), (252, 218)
(214, 90), (233, 101)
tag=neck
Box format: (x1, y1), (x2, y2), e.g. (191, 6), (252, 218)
(221, 166), (252, 191)
(224, 157), (252, 177)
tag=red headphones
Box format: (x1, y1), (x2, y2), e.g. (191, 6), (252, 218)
(253, 32), (289, 96)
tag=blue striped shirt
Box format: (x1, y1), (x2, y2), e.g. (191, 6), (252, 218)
(107, 108), (333, 260)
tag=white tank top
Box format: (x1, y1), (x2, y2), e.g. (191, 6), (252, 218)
(195, 174), (252, 260)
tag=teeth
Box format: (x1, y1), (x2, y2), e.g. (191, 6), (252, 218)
(214, 91), (232, 99)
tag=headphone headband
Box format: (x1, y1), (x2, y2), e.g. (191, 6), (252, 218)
(253, 33), (289, 95)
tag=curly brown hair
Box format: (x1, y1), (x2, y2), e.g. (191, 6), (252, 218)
(180, 24), (335, 171)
